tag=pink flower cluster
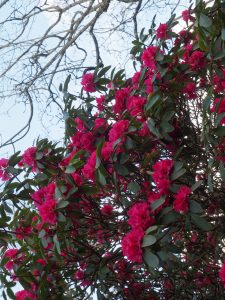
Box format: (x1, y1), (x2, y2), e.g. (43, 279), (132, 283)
(15, 290), (36, 300)
(152, 159), (174, 193)
(173, 185), (192, 213)
(0, 158), (10, 181)
(122, 228), (145, 263)
(81, 73), (96, 93)
(19, 147), (37, 171)
(31, 183), (57, 225)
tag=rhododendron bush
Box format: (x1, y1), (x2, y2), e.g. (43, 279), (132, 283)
(1, 1), (225, 299)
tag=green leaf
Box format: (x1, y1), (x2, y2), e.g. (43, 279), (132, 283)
(145, 92), (161, 112)
(150, 195), (166, 211)
(207, 173), (213, 192)
(147, 119), (162, 138)
(7, 287), (15, 300)
(115, 164), (129, 176)
(142, 235), (157, 247)
(65, 165), (76, 174)
(191, 180), (203, 191)
(143, 249), (159, 269)
(97, 170), (107, 186)
(53, 234), (61, 254)
(57, 201), (69, 209)
(145, 225), (158, 234)
(127, 182), (141, 193)
(215, 126), (225, 136)
(190, 213), (213, 231)
(189, 200), (203, 214)
(222, 29), (225, 41)
(161, 211), (180, 224)
(199, 13), (212, 28)
(171, 166), (186, 181)
(219, 162), (225, 181)
(35, 173), (48, 181)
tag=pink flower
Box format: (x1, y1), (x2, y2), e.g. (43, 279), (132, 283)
(93, 118), (108, 131)
(21, 147), (37, 171)
(188, 51), (205, 70)
(15, 290), (36, 300)
(74, 117), (86, 132)
(211, 98), (225, 124)
(71, 173), (83, 186)
(4, 249), (18, 270)
(101, 142), (114, 161)
(132, 71), (141, 89)
(219, 261), (225, 288)
(183, 82), (197, 100)
(31, 183), (56, 209)
(81, 73), (96, 93)
(39, 198), (57, 225)
(108, 120), (129, 143)
(128, 202), (153, 230)
(114, 88), (130, 115)
(101, 204), (113, 215)
(82, 151), (96, 180)
(182, 9), (191, 22)
(141, 46), (158, 70)
(173, 185), (192, 213)
(156, 23), (169, 39)
(0, 158), (10, 181)
(74, 270), (85, 280)
(96, 95), (105, 111)
(122, 228), (144, 263)
(127, 96), (146, 118)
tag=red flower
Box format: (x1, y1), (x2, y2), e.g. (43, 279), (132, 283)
(15, 290), (36, 300)
(141, 46), (158, 70)
(4, 249), (18, 270)
(96, 95), (105, 111)
(81, 73), (96, 93)
(0, 158), (10, 181)
(101, 204), (113, 215)
(127, 95), (146, 118)
(114, 88), (130, 114)
(156, 23), (169, 39)
(183, 82), (197, 100)
(108, 120), (129, 143)
(188, 51), (205, 70)
(128, 202), (153, 230)
(182, 9), (191, 22)
(20, 147), (37, 171)
(173, 185), (192, 213)
(82, 151), (96, 180)
(122, 228), (144, 263)
(39, 198), (57, 225)
(219, 261), (225, 287)
(211, 98), (225, 124)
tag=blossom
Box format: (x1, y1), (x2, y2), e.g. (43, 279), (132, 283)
(219, 261), (225, 288)
(211, 98), (225, 124)
(4, 249), (18, 270)
(128, 202), (153, 230)
(20, 147), (37, 171)
(39, 198), (57, 225)
(122, 228), (145, 263)
(15, 290), (36, 300)
(113, 88), (130, 114)
(96, 95), (105, 111)
(108, 120), (129, 143)
(101, 141), (114, 161)
(173, 185), (192, 213)
(126, 95), (146, 118)
(0, 158), (10, 181)
(82, 151), (96, 180)
(188, 51), (205, 70)
(71, 173), (83, 186)
(182, 9), (191, 22)
(141, 46), (158, 70)
(156, 23), (169, 39)
(81, 73), (96, 93)
(101, 204), (113, 215)
(183, 82), (197, 100)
